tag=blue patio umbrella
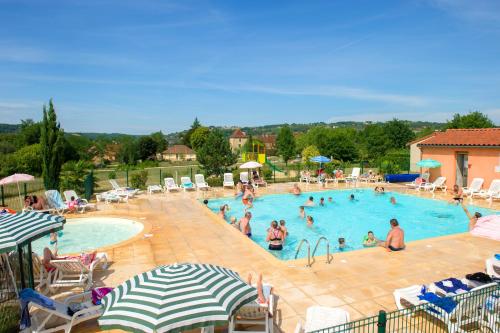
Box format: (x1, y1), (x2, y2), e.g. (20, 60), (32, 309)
(417, 159), (442, 168)
(310, 156), (331, 164)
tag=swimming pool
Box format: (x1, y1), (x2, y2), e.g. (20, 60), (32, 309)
(207, 189), (498, 260)
(32, 217), (144, 255)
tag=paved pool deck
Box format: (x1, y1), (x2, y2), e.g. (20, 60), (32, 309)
(69, 182), (499, 333)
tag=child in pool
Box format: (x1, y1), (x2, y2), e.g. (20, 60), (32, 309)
(306, 215), (314, 226)
(338, 237), (346, 250)
(319, 197), (325, 206)
(299, 206), (305, 219)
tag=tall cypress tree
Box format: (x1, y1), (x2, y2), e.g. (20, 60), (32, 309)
(41, 99), (65, 190)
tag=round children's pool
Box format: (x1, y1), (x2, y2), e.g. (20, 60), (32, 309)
(32, 217), (144, 255)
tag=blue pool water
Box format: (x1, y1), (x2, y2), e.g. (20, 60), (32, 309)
(207, 189), (498, 260)
(32, 217), (144, 255)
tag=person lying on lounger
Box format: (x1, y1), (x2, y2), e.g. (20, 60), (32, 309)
(247, 273), (273, 305)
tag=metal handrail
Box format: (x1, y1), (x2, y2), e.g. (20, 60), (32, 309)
(294, 239), (311, 267)
(312, 236), (332, 264)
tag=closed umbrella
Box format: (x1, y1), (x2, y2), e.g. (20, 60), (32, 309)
(0, 173), (35, 208)
(99, 263), (258, 333)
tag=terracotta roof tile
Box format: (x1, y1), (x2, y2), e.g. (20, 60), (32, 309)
(417, 128), (500, 147)
(230, 128), (247, 138)
(256, 134), (276, 144)
(163, 145), (195, 154)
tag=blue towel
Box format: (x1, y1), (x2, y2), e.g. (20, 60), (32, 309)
(495, 254), (500, 260)
(19, 288), (55, 330)
(434, 278), (471, 294)
(184, 182), (193, 188)
(418, 292), (457, 314)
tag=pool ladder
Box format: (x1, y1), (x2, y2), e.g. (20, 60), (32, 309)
(294, 237), (332, 267)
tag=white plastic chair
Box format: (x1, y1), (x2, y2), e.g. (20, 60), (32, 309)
(45, 190), (70, 216)
(294, 306), (350, 333)
(48, 253), (108, 292)
(462, 178), (484, 197)
(164, 178), (181, 192)
(29, 290), (103, 333)
(419, 176), (447, 192)
(229, 283), (276, 333)
(63, 190), (96, 213)
(147, 184), (163, 194)
(109, 179), (139, 197)
(180, 176), (196, 191)
(486, 257), (500, 278)
(472, 179), (500, 200)
(393, 284), (427, 310)
(195, 174), (210, 191)
(223, 173), (235, 188)
(345, 167), (361, 184)
(240, 172), (249, 184)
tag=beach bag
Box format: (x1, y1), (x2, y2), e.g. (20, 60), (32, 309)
(465, 272), (493, 284)
(92, 287), (113, 305)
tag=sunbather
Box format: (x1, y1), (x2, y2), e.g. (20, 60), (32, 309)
(247, 273), (273, 305)
(42, 247), (100, 272)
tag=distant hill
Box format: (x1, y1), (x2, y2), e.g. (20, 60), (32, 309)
(1, 120), (445, 144)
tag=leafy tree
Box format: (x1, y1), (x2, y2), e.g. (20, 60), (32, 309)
(117, 137), (139, 165)
(197, 129), (237, 177)
(130, 170), (149, 189)
(301, 145), (320, 168)
(190, 127), (210, 151)
(415, 126), (436, 139)
(59, 160), (93, 194)
(17, 119), (41, 147)
(243, 134), (254, 153)
(182, 117), (201, 147)
(383, 119), (415, 149)
(276, 125), (296, 165)
(41, 99), (65, 190)
(360, 124), (391, 160)
(65, 134), (92, 161)
(138, 136), (158, 161)
(150, 131), (167, 153)
(14, 144), (43, 175)
(328, 128), (358, 161)
(446, 111), (495, 129)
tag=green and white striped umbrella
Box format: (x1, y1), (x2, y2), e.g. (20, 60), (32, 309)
(99, 263), (258, 333)
(0, 211), (65, 253)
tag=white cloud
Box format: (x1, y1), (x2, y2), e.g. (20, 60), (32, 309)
(200, 83), (429, 107)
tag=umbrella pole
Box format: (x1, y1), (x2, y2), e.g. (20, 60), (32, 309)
(1, 253), (18, 296)
(17, 181), (22, 209)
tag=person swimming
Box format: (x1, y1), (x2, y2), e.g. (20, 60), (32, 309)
(306, 215), (314, 226)
(319, 197), (325, 206)
(242, 186), (254, 208)
(230, 216), (240, 229)
(363, 231), (379, 247)
(218, 204), (230, 219)
(338, 237), (346, 250)
(461, 204), (482, 230)
(328, 197), (333, 203)
(239, 212), (253, 237)
(291, 183), (302, 195)
(390, 196), (396, 205)
(279, 220), (288, 241)
(349, 194), (355, 201)
(266, 220), (284, 251)
(304, 196), (315, 206)
(299, 206), (305, 219)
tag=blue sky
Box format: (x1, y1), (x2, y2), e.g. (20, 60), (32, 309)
(1, 0), (499, 134)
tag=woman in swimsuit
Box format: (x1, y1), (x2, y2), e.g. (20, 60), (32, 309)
(266, 220), (284, 250)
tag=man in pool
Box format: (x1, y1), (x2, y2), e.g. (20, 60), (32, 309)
(306, 215), (314, 226)
(328, 197), (333, 203)
(390, 196), (396, 205)
(239, 212), (253, 237)
(379, 219), (405, 251)
(349, 194), (356, 201)
(304, 196), (315, 206)
(319, 197), (325, 206)
(461, 204), (482, 231)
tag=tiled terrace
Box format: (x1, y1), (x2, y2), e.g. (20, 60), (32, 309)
(63, 182), (498, 332)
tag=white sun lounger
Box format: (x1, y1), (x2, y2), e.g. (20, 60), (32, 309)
(472, 179), (500, 200)
(45, 190), (70, 216)
(48, 253), (108, 292)
(164, 178), (180, 192)
(229, 283), (276, 333)
(486, 257), (500, 278)
(195, 174), (210, 191)
(345, 167), (361, 185)
(29, 290), (103, 333)
(109, 179), (139, 197)
(63, 190), (96, 213)
(240, 172), (249, 184)
(462, 178), (484, 197)
(418, 176), (447, 192)
(96, 191), (126, 204)
(223, 173), (235, 188)
(393, 284), (428, 310)
(294, 306), (350, 333)
(147, 184), (163, 194)
(180, 176), (196, 191)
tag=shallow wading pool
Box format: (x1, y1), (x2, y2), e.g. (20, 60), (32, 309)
(207, 189), (498, 260)
(32, 217), (144, 255)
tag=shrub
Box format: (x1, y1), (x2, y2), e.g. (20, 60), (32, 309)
(130, 170), (148, 189)
(206, 176), (222, 187)
(262, 167), (273, 180)
(108, 170), (116, 179)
